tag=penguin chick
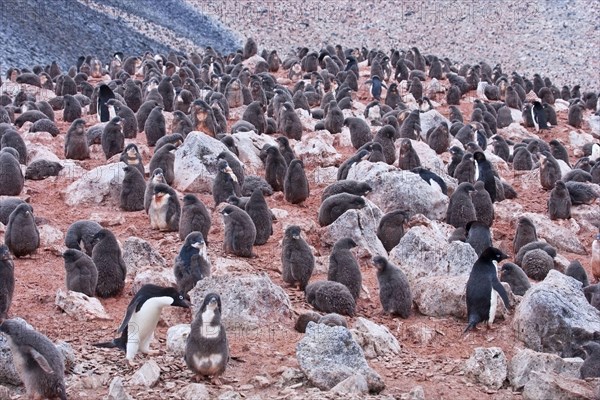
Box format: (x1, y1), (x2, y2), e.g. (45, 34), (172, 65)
(0, 245), (14, 319)
(63, 249), (98, 297)
(174, 232), (211, 297)
(64, 220), (103, 256)
(305, 280), (356, 316)
(328, 238), (361, 300)
(281, 225), (315, 290)
(0, 319), (66, 400)
(92, 229), (126, 298)
(373, 256), (412, 318)
(284, 159), (310, 204)
(465, 247), (511, 332)
(377, 209), (409, 252)
(179, 194), (211, 243)
(185, 293), (229, 384)
(120, 165), (146, 211)
(221, 205), (256, 258)
(318, 193), (366, 226)
(94, 284), (189, 365)
(5, 203), (39, 258)
(149, 183), (180, 231)
(500, 262), (531, 296)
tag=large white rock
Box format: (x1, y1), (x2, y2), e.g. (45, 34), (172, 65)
(464, 347), (508, 390)
(130, 360), (161, 387)
(351, 317), (401, 359)
(294, 130), (341, 168)
(173, 132), (234, 193)
(189, 273), (293, 330)
(589, 115), (600, 138)
(26, 143), (60, 163)
(508, 348), (583, 390)
(122, 236), (167, 278)
(132, 268), (176, 293)
(389, 220), (478, 283)
(166, 324), (190, 357)
(64, 162), (126, 206)
(321, 199), (386, 257)
(347, 161), (448, 220)
(522, 371), (599, 400)
(419, 110), (451, 140)
(232, 131), (277, 173)
(55, 289), (111, 321)
(512, 270), (600, 357)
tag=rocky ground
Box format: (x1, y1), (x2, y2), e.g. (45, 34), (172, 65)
(0, 51), (599, 399)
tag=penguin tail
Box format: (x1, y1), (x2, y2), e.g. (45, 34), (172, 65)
(463, 322), (476, 334)
(92, 328), (127, 352)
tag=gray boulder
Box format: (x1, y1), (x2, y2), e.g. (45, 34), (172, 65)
(173, 132), (235, 192)
(350, 317), (401, 359)
(522, 371), (599, 400)
(294, 130), (341, 168)
(389, 220), (478, 283)
(347, 161), (448, 220)
(508, 348), (583, 390)
(296, 322), (385, 393)
(232, 131), (277, 173)
(122, 236), (167, 278)
(419, 110), (450, 140)
(321, 199), (386, 257)
(189, 273), (293, 330)
(64, 162), (126, 206)
(512, 270), (600, 357)
(463, 347), (507, 390)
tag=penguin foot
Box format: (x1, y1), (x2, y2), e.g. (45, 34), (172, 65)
(127, 359), (137, 368)
(211, 377), (224, 386)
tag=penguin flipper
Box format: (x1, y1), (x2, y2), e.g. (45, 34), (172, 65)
(492, 278), (511, 310)
(28, 347), (54, 374)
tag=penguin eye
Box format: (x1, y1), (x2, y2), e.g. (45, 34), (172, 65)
(179, 295), (184, 300)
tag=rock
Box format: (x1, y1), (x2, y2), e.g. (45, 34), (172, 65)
(88, 212), (126, 227)
(211, 257), (253, 276)
(294, 130), (341, 168)
(569, 130), (596, 152)
(166, 324), (190, 357)
(403, 139), (445, 175)
(271, 208), (289, 220)
(495, 204), (586, 255)
(296, 323), (385, 393)
(347, 161), (448, 220)
(38, 224), (64, 246)
(217, 391), (242, 400)
(26, 143), (61, 163)
(314, 166), (338, 185)
(279, 367), (305, 387)
(108, 377), (133, 400)
(571, 204), (600, 231)
(512, 270), (600, 357)
(351, 317), (401, 359)
(64, 162), (126, 206)
(58, 160), (87, 180)
(232, 131), (277, 173)
(389, 220), (478, 283)
(405, 324), (437, 346)
(499, 122), (535, 141)
(589, 115), (600, 138)
(189, 273), (293, 330)
(508, 348), (584, 390)
(463, 347), (508, 390)
(242, 54), (267, 70)
(173, 132), (233, 192)
(522, 371), (599, 400)
(297, 108), (316, 131)
(130, 360), (161, 387)
(402, 386), (425, 400)
(122, 236), (168, 278)
(412, 275), (468, 318)
(251, 375), (271, 389)
(419, 110), (451, 141)
(336, 126), (354, 148)
(132, 268), (176, 293)
(321, 199), (386, 257)
(554, 99), (570, 113)
(55, 341), (76, 372)
(330, 374), (369, 395)
(179, 383), (211, 400)
(55, 289), (111, 321)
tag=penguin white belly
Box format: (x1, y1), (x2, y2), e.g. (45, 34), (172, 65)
(127, 296), (173, 350)
(199, 308), (221, 339)
(488, 290), (498, 326)
(149, 199), (169, 230)
(108, 105), (117, 120)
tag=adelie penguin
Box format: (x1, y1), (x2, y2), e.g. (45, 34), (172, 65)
(185, 293), (229, 384)
(92, 228), (127, 298)
(465, 247), (511, 332)
(94, 284), (189, 366)
(149, 183), (180, 232)
(5, 203), (39, 258)
(366, 75), (386, 100)
(373, 256), (412, 318)
(0, 245), (14, 319)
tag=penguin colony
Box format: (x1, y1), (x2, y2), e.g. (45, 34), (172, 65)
(0, 36), (599, 397)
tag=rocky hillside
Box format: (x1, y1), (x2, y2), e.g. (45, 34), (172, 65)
(0, 0), (240, 73)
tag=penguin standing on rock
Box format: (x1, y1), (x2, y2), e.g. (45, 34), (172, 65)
(185, 293), (229, 384)
(465, 247), (511, 332)
(94, 284), (189, 366)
